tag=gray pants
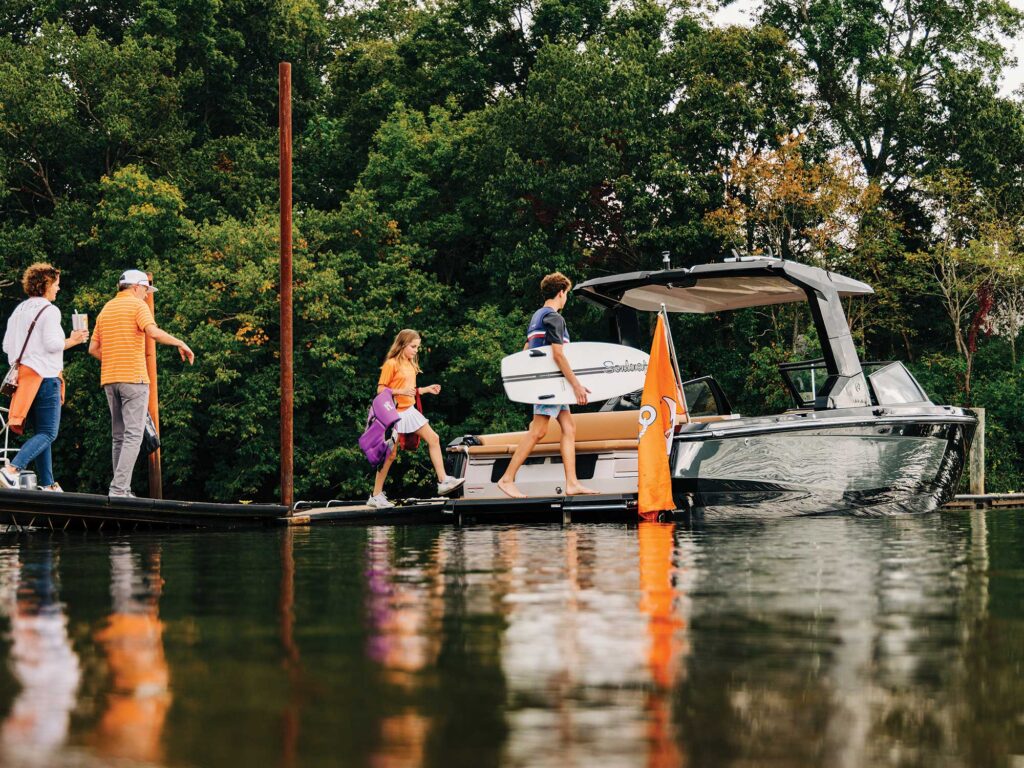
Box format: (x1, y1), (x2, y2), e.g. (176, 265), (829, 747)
(104, 383), (150, 495)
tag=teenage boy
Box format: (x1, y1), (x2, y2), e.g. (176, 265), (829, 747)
(89, 270), (194, 497)
(497, 272), (597, 499)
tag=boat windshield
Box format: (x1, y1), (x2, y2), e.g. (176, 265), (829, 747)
(780, 359), (932, 408)
(868, 362), (931, 405)
(778, 359), (826, 408)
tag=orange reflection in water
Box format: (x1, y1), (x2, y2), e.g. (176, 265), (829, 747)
(638, 522), (687, 768)
(90, 544), (171, 764)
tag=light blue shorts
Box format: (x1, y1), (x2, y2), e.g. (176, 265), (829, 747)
(533, 404), (570, 418)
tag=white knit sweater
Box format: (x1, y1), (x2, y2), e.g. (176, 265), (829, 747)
(2, 297), (65, 378)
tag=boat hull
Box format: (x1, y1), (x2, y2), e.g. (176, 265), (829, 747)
(447, 407), (977, 519)
(672, 410), (977, 518)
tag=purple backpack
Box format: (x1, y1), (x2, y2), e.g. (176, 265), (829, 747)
(359, 388), (402, 469)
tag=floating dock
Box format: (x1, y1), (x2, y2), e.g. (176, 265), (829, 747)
(0, 487), (1020, 533)
(0, 488), (286, 531)
(287, 498), (448, 526)
(942, 493), (1024, 510)
(288, 493), (648, 526)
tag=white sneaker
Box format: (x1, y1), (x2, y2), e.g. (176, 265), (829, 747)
(367, 493), (395, 509)
(40, 483), (63, 493)
(437, 476), (465, 497)
(0, 464), (19, 489)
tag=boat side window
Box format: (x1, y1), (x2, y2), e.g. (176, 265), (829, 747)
(778, 359), (827, 409)
(867, 362), (931, 405)
(683, 376), (731, 417)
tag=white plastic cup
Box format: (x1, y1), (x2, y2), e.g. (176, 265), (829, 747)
(72, 313), (88, 331)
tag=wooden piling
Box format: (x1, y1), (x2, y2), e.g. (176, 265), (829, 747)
(144, 273), (162, 499)
(969, 407), (985, 496)
(279, 62), (294, 509)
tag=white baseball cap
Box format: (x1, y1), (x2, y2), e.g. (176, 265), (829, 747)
(118, 269), (158, 292)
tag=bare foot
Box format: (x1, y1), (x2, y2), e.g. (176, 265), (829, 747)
(566, 484), (600, 496)
(497, 478), (527, 499)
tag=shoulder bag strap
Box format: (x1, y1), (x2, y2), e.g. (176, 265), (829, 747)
(12, 304), (54, 367)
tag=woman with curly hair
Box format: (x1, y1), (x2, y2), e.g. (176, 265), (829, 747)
(1, 263), (89, 491)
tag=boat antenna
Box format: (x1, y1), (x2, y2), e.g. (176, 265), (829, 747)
(661, 251), (671, 270)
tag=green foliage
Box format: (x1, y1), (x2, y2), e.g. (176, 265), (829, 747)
(741, 342), (799, 416)
(3, 0), (1024, 499)
(971, 366), (1024, 493)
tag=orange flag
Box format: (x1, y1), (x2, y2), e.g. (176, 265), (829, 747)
(638, 313), (682, 520)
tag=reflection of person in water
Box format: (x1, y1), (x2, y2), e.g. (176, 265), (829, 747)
(0, 544), (81, 764)
(90, 543), (171, 764)
(364, 527), (447, 765)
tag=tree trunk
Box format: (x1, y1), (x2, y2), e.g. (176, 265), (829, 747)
(901, 329), (913, 362)
(964, 351), (974, 406)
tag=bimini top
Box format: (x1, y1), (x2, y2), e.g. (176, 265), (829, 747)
(574, 257), (873, 313)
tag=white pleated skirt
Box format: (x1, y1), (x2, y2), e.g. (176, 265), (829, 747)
(395, 407), (429, 434)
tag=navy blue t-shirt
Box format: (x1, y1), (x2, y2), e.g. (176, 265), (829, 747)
(527, 307), (570, 349)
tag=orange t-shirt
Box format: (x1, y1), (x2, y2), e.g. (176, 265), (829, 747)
(378, 357), (418, 411)
(94, 292), (156, 386)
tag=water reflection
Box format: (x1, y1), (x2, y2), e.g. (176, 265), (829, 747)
(0, 513), (1017, 767)
(639, 524), (687, 768)
(89, 543), (170, 763)
(0, 544), (79, 765)
(364, 527), (445, 767)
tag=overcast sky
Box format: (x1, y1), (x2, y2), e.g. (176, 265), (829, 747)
(712, 0), (1024, 97)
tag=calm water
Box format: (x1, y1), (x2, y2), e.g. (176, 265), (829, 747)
(0, 513), (1020, 767)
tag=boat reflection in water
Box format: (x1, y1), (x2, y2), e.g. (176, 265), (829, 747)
(356, 517), (1011, 767)
(0, 517), (1015, 767)
(361, 525), (694, 766)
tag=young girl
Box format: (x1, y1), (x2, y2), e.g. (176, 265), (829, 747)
(368, 329), (465, 508)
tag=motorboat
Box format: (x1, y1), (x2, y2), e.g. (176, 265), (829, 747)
(446, 257), (977, 517)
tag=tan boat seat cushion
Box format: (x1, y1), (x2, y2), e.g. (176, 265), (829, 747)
(462, 409), (739, 456)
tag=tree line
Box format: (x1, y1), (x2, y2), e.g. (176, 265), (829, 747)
(2, 0), (1023, 500)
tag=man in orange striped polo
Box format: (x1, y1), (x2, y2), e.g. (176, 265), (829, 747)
(89, 270), (194, 497)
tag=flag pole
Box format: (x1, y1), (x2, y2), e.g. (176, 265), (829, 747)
(660, 305), (688, 422)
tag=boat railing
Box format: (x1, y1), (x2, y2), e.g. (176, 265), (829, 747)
(0, 405), (14, 467)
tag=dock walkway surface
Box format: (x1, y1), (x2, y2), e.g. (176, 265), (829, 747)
(942, 493), (1024, 510)
(290, 493), (640, 526)
(0, 488), (1020, 531)
(0, 487), (286, 531)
